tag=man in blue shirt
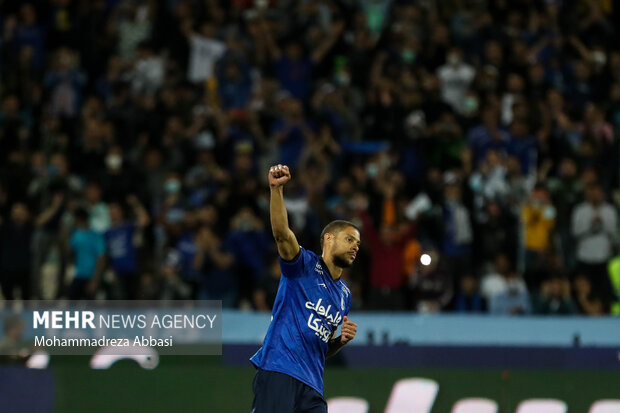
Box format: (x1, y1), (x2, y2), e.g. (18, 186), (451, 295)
(104, 195), (150, 299)
(250, 164), (359, 413)
(68, 208), (105, 299)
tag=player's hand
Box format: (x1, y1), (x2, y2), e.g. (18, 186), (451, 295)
(268, 164), (291, 188)
(340, 316), (357, 344)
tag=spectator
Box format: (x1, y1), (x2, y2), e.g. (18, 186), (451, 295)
(440, 174), (473, 279)
(406, 247), (454, 313)
(436, 47), (476, 114)
(195, 226), (235, 307)
(482, 254), (530, 316)
(454, 275), (485, 313)
(68, 208), (105, 299)
(103, 196), (150, 299)
(253, 257), (281, 312)
(14, 4), (45, 69)
(216, 51), (252, 110)
(43, 48), (86, 119)
(356, 193), (415, 310)
(0, 95), (30, 166)
(271, 98), (315, 168)
(262, 20), (345, 102)
(101, 145), (136, 201)
(475, 200), (518, 268)
(131, 42), (164, 96)
(115, 2), (153, 61)
(160, 248), (191, 300)
(185, 21), (226, 84)
(84, 182), (110, 233)
(33, 190), (69, 299)
(571, 183), (617, 305)
(225, 207), (271, 306)
(533, 276), (578, 315)
(573, 274), (605, 316)
(546, 157), (582, 270)
(467, 107), (510, 170)
(488, 271), (531, 316)
(0, 203), (33, 299)
(521, 186), (555, 283)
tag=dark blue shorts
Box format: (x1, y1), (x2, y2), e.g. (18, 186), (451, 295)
(251, 368), (327, 413)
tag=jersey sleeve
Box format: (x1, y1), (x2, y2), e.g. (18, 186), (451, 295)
(278, 246), (311, 278)
(346, 293), (352, 317)
(344, 286), (353, 317)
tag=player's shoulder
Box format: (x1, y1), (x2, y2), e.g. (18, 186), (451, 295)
(336, 278), (351, 299)
(281, 246), (319, 269)
(301, 246), (320, 261)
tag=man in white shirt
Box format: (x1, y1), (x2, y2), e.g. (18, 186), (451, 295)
(186, 22), (226, 84)
(571, 183), (618, 305)
(436, 47), (475, 114)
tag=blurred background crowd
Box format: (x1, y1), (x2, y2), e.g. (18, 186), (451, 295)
(1, 0), (619, 315)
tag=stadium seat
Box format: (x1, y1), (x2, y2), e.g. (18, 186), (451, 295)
(384, 378), (439, 413)
(327, 397), (369, 413)
(451, 398), (498, 413)
(515, 399), (567, 413)
(589, 400), (620, 413)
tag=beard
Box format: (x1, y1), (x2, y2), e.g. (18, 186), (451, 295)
(333, 254), (353, 268)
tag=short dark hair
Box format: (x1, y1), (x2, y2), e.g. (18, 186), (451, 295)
(320, 220), (360, 250)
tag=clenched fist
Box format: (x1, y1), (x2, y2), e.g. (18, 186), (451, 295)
(269, 164), (291, 188)
(340, 316), (357, 344)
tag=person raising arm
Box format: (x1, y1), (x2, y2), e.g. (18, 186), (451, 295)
(250, 164), (359, 413)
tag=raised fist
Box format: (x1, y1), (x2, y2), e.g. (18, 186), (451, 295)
(268, 164), (291, 188)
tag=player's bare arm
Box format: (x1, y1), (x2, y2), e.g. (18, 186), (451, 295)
(269, 164), (300, 261)
(326, 316), (357, 358)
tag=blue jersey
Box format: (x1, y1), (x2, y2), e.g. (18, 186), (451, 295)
(104, 223), (138, 275)
(250, 247), (352, 395)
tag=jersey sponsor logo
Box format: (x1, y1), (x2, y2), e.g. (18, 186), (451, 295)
(306, 313), (333, 343)
(305, 298), (342, 343)
(314, 262), (324, 275)
(317, 283), (327, 289)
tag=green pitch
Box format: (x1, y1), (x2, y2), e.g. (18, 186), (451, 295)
(52, 356), (619, 412)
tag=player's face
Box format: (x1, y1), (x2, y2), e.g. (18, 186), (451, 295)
(330, 227), (361, 268)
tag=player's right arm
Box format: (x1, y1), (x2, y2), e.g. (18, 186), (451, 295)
(269, 164), (300, 261)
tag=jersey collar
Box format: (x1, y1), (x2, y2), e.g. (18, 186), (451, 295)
(320, 257), (340, 282)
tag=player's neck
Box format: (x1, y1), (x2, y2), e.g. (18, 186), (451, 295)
(321, 254), (343, 280)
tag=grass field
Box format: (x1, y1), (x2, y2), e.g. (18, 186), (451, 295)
(51, 356), (620, 412)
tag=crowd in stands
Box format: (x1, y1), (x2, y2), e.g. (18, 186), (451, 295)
(1, 0), (619, 315)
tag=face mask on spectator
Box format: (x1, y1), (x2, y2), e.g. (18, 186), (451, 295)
(106, 154), (122, 170)
(165, 179), (181, 194)
(401, 49), (416, 63)
(334, 71), (350, 86)
(591, 51), (607, 66)
(464, 96), (478, 113)
(366, 164), (379, 178)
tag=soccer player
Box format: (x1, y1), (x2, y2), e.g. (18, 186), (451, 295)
(250, 164), (359, 413)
